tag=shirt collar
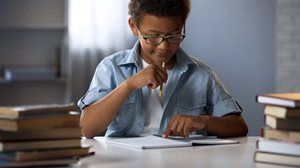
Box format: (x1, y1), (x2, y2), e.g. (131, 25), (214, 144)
(118, 40), (143, 70)
(173, 48), (194, 73)
(118, 40), (195, 73)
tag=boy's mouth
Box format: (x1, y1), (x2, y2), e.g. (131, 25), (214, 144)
(156, 52), (169, 58)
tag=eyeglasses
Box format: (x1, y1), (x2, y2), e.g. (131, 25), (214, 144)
(136, 25), (185, 45)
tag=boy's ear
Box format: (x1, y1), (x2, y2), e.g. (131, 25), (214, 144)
(128, 18), (139, 36)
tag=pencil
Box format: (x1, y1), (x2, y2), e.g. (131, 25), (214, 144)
(159, 61), (165, 97)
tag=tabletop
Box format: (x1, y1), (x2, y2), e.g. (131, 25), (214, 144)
(74, 136), (291, 168)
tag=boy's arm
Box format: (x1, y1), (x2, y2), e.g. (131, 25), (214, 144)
(163, 113), (248, 138)
(80, 64), (167, 138)
(80, 81), (134, 138)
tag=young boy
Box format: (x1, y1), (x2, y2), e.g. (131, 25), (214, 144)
(78, 0), (248, 138)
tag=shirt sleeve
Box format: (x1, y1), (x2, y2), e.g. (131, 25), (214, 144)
(206, 70), (242, 117)
(77, 58), (115, 110)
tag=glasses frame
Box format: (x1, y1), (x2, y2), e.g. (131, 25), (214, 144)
(135, 24), (186, 45)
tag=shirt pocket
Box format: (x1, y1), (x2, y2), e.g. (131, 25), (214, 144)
(176, 92), (206, 116)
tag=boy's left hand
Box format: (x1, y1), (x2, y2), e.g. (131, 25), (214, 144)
(162, 115), (207, 139)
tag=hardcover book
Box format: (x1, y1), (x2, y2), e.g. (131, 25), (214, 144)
(0, 103), (76, 119)
(256, 93), (300, 107)
(264, 105), (300, 118)
(254, 151), (300, 167)
(261, 127), (300, 143)
(0, 139), (81, 152)
(0, 157), (79, 167)
(0, 127), (81, 141)
(257, 138), (300, 156)
(265, 115), (300, 131)
(0, 147), (90, 162)
(0, 112), (80, 132)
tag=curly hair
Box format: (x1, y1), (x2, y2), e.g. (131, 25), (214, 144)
(128, 0), (190, 25)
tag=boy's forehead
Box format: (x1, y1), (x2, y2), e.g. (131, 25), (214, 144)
(139, 14), (184, 32)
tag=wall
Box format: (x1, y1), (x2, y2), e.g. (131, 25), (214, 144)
(181, 0), (276, 135)
(276, 0), (300, 92)
(0, 0), (68, 106)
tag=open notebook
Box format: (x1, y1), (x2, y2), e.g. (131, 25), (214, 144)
(102, 135), (239, 149)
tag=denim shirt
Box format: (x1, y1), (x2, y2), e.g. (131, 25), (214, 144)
(78, 41), (242, 137)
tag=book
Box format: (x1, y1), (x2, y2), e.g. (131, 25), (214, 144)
(0, 112), (80, 132)
(265, 115), (300, 131)
(0, 157), (79, 168)
(256, 93), (300, 107)
(0, 139), (81, 152)
(264, 105), (300, 118)
(102, 135), (239, 149)
(261, 127), (300, 143)
(0, 127), (81, 141)
(0, 147), (91, 162)
(254, 151), (300, 167)
(0, 103), (76, 119)
(257, 138), (300, 156)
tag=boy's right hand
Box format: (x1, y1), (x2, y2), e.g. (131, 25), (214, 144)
(126, 64), (168, 90)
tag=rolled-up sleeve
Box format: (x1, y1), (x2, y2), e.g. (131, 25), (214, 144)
(77, 58), (115, 111)
(206, 71), (242, 117)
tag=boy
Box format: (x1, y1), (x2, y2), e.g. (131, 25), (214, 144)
(78, 0), (248, 138)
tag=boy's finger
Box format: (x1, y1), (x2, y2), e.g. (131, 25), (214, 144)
(176, 120), (185, 137)
(162, 128), (171, 138)
(183, 123), (191, 138)
(154, 67), (168, 83)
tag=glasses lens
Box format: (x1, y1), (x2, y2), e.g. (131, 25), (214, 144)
(146, 37), (163, 44)
(168, 35), (185, 43)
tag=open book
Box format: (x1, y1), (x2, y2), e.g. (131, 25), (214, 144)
(103, 135), (239, 149)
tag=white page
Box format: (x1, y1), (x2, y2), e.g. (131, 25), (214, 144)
(104, 136), (191, 149)
(191, 139), (239, 145)
(102, 135), (239, 149)
(153, 134), (239, 145)
(153, 133), (217, 140)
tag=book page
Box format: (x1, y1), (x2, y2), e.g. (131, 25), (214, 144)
(153, 133), (217, 140)
(191, 139), (239, 145)
(103, 136), (191, 149)
(102, 135), (239, 149)
(152, 134), (238, 145)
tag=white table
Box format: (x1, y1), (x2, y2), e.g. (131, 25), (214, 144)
(75, 136), (290, 168)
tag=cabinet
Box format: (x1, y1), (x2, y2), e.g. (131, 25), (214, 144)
(0, 0), (69, 105)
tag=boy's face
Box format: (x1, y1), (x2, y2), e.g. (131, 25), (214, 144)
(129, 14), (184, 67)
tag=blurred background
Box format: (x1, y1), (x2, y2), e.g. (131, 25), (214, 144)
(0, 0), (299, 136)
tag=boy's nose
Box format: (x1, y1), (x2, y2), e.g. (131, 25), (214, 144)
(157, 39), (169, 50)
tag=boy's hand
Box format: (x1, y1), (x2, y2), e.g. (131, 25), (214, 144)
(162, 115), (207, 139)
(127, 64), (168, 90)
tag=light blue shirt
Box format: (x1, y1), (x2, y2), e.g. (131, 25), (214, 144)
(78, 41), (242, 137)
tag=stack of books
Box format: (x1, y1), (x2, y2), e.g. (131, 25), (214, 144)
(254, 93), (300, 167)
(0, 103), (91, 167)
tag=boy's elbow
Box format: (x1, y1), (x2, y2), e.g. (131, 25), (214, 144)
(80, 116), (96, 139)
(231, 115), (248, 137)
(239, 118), (248, 137)
(240, 125), (248, 137)
(80, 115), (106, 139)
(81, 127), (96, 139)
